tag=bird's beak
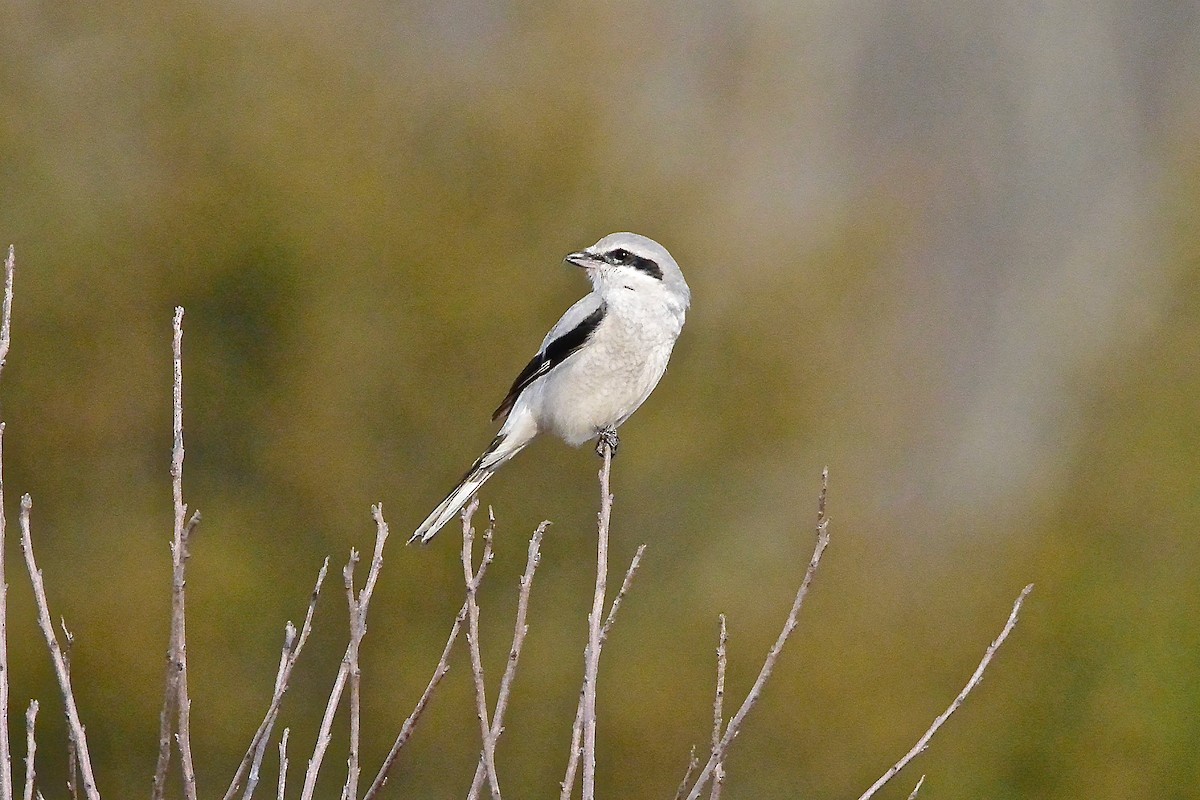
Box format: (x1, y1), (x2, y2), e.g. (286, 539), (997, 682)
(564, 250), (594, 268)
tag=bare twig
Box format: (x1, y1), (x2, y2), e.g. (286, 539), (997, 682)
(18, 496), (101, 800)
(300, 505), (393, 800)
(0, 425), (10, 800)
(276, 729), (289, 800)
(855, 584), (1034, 800)
(467, 523), (547, 798)
(163, 307), (200, 800)
(907, 775), (926, 799)
(342, 552), (364, 800)
(0, 246), (13, 375)
(0, 246), (15, 800)
(62, 620), (79, 800)
(709, 615), (728, 800)
(683, 468), (832, 800)
(462, 502), (501, 800)
(362, 520), (498, 800)
(242, 642), (295, 800)
(580, 442), (615, 800)
(560, 544), (646, 800)
(224, 559), (330, 800)
(21, 701), (35, 800)
(671, 747), (699, 800)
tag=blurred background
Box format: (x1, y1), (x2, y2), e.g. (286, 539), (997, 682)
(1, 0), (1198, 797)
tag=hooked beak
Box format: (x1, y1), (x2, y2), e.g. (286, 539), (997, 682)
(564, 250), (595, 268)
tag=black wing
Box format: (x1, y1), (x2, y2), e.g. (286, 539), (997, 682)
(491, 303), (607, 422)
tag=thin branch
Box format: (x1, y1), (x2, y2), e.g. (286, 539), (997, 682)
(276, 729), (289, 800)
(0, 425), (10, 800)
(342, 552), (364, 800)
(581, 442), (614, 800)
(855, 584), (1034, 800)
(0, 245), (14, 374)
(560, 544), (645, 800)
(462, 502), (501, 800)
(467, 523), (547, 798)
(362, 522), (498, 800)
(671, 747), (699, 800)
(907, 775), (926, 799)
(18, 495), (101, 800)
(0, 245), (15, 800)
(300, 505), (393, 800)
(224, 559), (330, 800)
(21, 701), (35, 800)
(709, 615), (728, 800)
(683, 468), (832, 800)
(165, 307), (199, 800)
(61, 620), (79, 800)
(242, 641), (294, 800)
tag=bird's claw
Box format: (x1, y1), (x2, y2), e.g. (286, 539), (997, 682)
(595, 428), (620, 458)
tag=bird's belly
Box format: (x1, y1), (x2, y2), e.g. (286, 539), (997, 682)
(536, 339), (671, 446)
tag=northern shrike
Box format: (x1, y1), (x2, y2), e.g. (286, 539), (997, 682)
(408, 232), (690, 544)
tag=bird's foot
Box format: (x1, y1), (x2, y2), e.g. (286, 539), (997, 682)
(595, 428), (620, 458)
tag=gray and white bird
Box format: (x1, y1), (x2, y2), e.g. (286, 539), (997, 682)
(408, 232), (691, 544)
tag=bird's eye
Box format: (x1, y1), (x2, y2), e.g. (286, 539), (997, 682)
(609, 248), (631, 263)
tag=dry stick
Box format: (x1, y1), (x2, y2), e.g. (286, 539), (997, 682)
(461, 503), (502, 800)
(907, 775), (926, 799)
(0, 246), (15, 800)
(299, 506), (393, 800)
(855, 584), (1034, 800)
(671, 748), (699, 800)
(18, 496), (101, 800)
(277, 729), (290, 800)
(242, 650), (290, 800)
(0, 426), (10, 800)
(342, 552), (364, 800)
(61, 621), (79, 800)
(467, 524), (548, 799)
(709, 615), (728, 800)
(362, 529), (498, 800)
(559, 544), (646, 800)
(165, 307), (200, 800)
(21, 701), (35, 800)
(682, 468), (832, 800)
(580, 442), (615, 800)
(224, 559), (330, 800)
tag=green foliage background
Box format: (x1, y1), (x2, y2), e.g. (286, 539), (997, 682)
(1, 2), (1198, 798)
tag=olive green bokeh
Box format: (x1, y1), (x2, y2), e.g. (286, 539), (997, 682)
(1, 3), (1197, 798)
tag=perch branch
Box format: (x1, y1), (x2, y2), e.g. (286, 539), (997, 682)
(467, 523), (547, 798)
(855, 584), (1034, 800)
(300, 505), (393, 800)
(560, 543), (646, 800)
(580, 441), (615, 800)
(362, 511), (498, 800)
(18, 496), (101, 800)
(223, 558), (330, 800)
(21, 701), (35, 800)
(683, 468), (832, 800)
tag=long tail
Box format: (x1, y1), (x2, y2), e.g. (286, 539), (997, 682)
(408, 432), (528, 544)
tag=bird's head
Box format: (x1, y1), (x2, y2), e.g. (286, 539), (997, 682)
(564, 232), (691, 316)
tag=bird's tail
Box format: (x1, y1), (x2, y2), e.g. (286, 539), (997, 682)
(408, 433), (526, 544)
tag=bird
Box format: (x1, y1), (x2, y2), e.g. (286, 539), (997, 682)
(408, 232), (691, 544)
